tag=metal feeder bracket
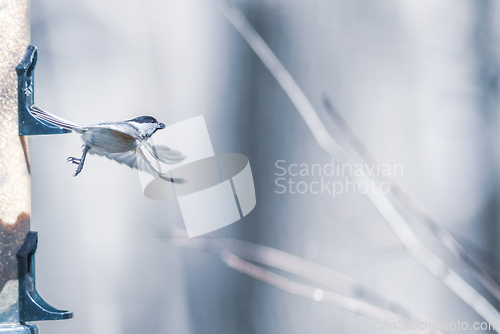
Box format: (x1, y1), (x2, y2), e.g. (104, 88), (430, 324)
(15, 45), (73, 322)
(17, 232), (73, 322)
(17, 45), (71, 136)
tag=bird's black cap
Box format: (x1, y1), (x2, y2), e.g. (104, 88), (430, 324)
(129, 116), (159, 124)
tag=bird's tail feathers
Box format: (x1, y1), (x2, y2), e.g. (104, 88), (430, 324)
(29, 105), (85, 133)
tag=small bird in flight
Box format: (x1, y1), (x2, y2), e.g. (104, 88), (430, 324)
(29, 105), (184, 180)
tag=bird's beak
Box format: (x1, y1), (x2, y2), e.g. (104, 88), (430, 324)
(158, 123), (165, 129)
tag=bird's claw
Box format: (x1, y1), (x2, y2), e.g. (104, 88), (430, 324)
(67, 157), (80, 165)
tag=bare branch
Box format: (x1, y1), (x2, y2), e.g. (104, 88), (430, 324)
(217, 1), (500, 329)
(221, 250), (444, 334)
(168, 232), (439, 329)
(322, 97), (500, 302)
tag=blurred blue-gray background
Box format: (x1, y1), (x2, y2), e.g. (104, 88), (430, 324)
(30, 0), (500, 333)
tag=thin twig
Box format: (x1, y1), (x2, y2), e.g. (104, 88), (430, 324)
(167, 230), (444, 333)
(221, 250), (444, 334)
(322, 97), (500, 302)
(217, 1), (500, 329)
(168, 232), (423, 322)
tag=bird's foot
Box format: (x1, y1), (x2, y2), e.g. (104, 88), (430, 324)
(67, 156), (84, 177)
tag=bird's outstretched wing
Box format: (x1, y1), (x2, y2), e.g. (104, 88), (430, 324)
(142, 142), (185, 164)
(29, 105), (86, 133)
